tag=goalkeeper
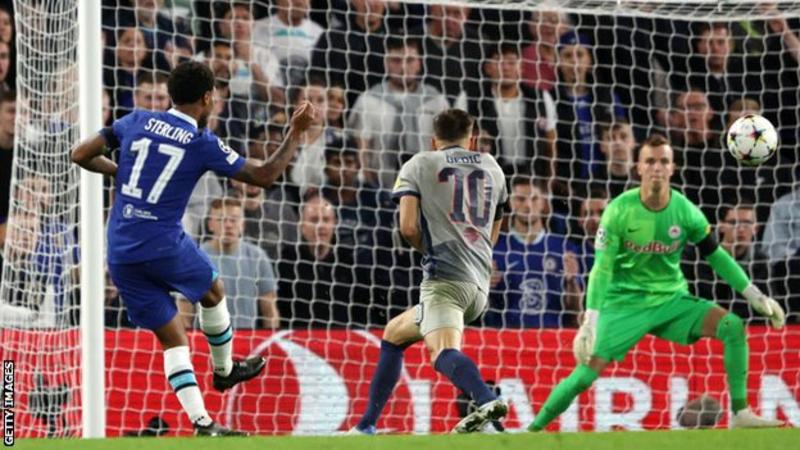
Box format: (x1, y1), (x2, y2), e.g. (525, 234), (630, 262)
(528, 134), (785, 431)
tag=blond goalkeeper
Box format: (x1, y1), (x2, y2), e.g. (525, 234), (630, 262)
(528, 134), (785, 431)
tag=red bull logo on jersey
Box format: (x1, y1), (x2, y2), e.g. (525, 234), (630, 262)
(623, 239), (680, 254)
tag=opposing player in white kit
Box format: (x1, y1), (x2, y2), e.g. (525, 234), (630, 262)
(351, 109), (509, 434)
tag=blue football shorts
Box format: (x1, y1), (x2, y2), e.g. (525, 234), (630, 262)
(109, 239), (217, 330)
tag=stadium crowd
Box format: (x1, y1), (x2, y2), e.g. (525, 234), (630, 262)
(1, 0), (800, 330)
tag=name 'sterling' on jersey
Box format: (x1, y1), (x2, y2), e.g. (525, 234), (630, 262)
(144, 118), (194, 144)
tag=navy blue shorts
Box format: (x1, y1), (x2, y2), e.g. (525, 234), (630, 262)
(109, 241), (217, 330)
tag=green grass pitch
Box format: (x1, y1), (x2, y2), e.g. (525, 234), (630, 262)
(9, 428), (799, 450)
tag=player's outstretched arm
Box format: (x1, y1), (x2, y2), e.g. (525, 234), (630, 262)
(232, 101), (316, 188)
(700, 238), (786, 329)
(71, 133), (118, 177)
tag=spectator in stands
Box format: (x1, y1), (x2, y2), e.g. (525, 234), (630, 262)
(183, 175), (224, 242)
(598, 121), (637, 197)
(247, 121), (269, 160)
(573, 187), (608, 273)
(762, 7), (800, 147)
(289, 78), (340, 190)
(119, 0), (192, 70)
(684, 203), (771, 320)
(193, 0), (270, 54)
(230, 114), (300, 261)
(321, 141), (394, 251)
(133, 71), (170, 111)
(667, 90), (723, 214)
(2, 211), (45, 309)
(685, 22), (756, 120)
(216, 2), (282, 103)
(254, 0), (323, 87)
(725, 98), (761, 130)
(669, 91), (776, 220)
(104, 27), (151, 117)
(102, 89), (112, 126)
(200, 56), (260, 154)
(469, 43), (557, 177)
(205, 40), (234, 83)
(762, 186), (800, 323)
(179, 199), (280, 329)
(724, 97), (788, 221)
(762, 188), (800, 266)
(0, 5), (14, 95)
(0, 41), (10, 95)
(348, 37), (450, 188)
(277, 195), (354, 328)
(409, 3), (480, 107)
(310, 0), (388, 107)
(14, 176), (52, 212)
(486, 177), (582, 328)
(5, 179), (79, 324)
(326, 84), (347, 131)
(552, 31), (622, 187)
(0, 5), (12, 45)
(321, 142), (394, 326)
(475, 127), (497, 156)
(668, 90), (718, 150)
(0, 90), (15, 233)
(522, 9), (572, 92)
(229, 174), (299, 261)
(264, 110), (291, 158)
(206, 80), (230, 137)
(763, 5), (800, 64)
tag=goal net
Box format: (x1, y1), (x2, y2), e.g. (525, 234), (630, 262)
(0, 0), (83, 438)
(1, 0), (799, 438)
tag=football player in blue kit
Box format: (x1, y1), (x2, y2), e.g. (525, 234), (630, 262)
(72, 61), (315, 436)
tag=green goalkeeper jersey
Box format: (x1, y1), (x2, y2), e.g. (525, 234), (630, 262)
(588, 188), (711, 309)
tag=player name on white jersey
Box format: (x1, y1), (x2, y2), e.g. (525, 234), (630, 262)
(446, 154), (482, 164)
(144, 118), (194, 145)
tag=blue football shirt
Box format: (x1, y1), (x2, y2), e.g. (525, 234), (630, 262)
(486, 231), (581, 328)
(105, 109), (245, 264)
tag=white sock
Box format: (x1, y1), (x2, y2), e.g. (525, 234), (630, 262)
(164, 346), (211, 426)
(199, 297), (234, 376)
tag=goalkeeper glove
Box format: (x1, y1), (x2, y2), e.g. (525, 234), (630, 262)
(742, 284), (786, 330)
(572, 309), (599, 365)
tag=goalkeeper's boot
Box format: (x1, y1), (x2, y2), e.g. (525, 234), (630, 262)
(193, 420), (249, 437)
(346, 425), (377, 435)
(213, 356), (267, 392)
(731, 408), (784, 428)
(452, 399), (508, 434)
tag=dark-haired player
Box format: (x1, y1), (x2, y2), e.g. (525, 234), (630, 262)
(528, 134), (785, 432)
(72, 61), (316, 436)
(350, 109), (509, 435)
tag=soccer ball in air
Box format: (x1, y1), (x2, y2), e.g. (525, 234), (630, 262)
(726, 114), (778, 166)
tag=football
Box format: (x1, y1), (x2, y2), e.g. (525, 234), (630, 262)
(676, 395), (723, 428)
(726, 114), (778, 166)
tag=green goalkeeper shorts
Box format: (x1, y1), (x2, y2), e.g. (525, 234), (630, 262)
(592, 292), (717, 362)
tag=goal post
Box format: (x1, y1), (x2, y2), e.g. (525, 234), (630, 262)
(78, 0), (106, 439)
